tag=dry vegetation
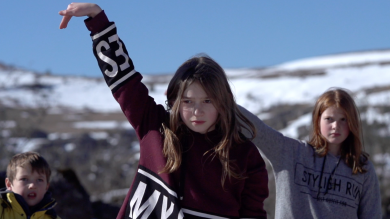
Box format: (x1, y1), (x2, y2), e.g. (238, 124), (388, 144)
(1, 101), (389, 218)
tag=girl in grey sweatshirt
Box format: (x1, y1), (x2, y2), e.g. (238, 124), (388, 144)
(240, 88), (381, 219)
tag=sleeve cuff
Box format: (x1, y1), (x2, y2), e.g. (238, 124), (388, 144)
(84, 10), (110, 35)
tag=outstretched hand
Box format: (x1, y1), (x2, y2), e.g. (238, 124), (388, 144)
(59, 3), (102, 29)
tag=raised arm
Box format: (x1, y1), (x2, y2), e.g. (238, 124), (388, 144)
(58, 3), (102, 29)
(238, 105), (306, 170)
(58, 3), (166, 140)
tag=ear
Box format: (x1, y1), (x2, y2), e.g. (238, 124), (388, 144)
(5, 178), (13, 191)
(46, 182), (50, 191)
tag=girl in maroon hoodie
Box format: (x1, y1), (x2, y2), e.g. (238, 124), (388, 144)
(59, 3), (269, 218)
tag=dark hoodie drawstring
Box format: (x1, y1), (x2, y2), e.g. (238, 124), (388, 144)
(316, 156), (327, 199)
(317, 156), (342, 199)
(179, 152), (187, 201)
(178, 133), (191, 202)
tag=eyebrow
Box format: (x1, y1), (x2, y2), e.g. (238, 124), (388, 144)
(18, 174), (46, 177)
(181, 96), (210, 99)
(19, 173), (47, 177)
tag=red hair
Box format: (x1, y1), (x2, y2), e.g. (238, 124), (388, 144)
(309, 88), (368, 174)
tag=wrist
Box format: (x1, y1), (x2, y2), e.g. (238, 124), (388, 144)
(84, 10), (109, 34)
(88, 4), (102, 18)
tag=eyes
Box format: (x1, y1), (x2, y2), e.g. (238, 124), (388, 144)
(181, 99), (213, 104)
(323, 117), (347, 122)
(18, 177), (45, 183)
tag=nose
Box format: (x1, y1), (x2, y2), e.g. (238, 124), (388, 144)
(193, 103), (204, 116)
(332, 121), (339, 130)
(28, 182), (36, 189)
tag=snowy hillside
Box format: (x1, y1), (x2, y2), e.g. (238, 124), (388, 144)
(1, 50), (390, 217)
(1, 49), (390, 138)
(1, 50), (390, 161)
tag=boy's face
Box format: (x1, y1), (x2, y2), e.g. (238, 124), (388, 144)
(5, 164), (49, 206)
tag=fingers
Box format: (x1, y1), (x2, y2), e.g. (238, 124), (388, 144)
(59, 15), (72, 29)
(58, 3), (102, 29)
(58, 4), (75, 29)
(58, 9), (71, 16)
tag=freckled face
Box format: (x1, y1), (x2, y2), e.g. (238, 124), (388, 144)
(179, 82), (219, 134)
(5, 164), (49, 206)
(320, 106), (350, 151)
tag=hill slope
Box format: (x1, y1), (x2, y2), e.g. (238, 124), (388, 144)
(1, 49), (390, 218)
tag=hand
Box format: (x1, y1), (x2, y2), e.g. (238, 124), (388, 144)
(59, 3), (102, 29)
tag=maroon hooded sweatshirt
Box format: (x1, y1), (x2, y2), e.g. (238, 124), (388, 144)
(84, 11), (268, 219)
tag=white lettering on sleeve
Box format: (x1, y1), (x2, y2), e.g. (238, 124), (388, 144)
(129, 182), (161, 219)
(161, 195), (174, 219)
(108, 34), (130, 71)
(96, 41), (118, 77)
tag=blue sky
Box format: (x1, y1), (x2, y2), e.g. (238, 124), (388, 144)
(2, 1), (390, 77)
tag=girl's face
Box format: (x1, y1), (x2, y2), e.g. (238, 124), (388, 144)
(320, 105), (350, 153)
(179, 82), (218, 134)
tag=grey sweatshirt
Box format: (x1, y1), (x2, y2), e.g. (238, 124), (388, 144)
(239, 106), (381, 219)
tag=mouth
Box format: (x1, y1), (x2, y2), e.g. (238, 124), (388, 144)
(330, 133), (340, 137)
(27, 192), (37, 199)
(191, 121), (205, 125)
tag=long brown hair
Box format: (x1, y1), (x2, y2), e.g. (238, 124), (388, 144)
(309, 88), (368, 174)
(161, 55), (256, 185)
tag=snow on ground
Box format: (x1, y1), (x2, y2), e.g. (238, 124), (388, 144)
(1, 50), (390, 135)
(373, 153), (390, 177)
(0, 120), (16, 128)
(232, 64), (390, 112)
(363, 107), (390, 124)
(0, 70), (169, 112)
(6, 138), (50, 153)
(272, 50), (390, 71)
(362, 90), (390, 106)
(73, 121), (133, 130)
(47, 132), (73, 140)
(279, 113), (312, 139)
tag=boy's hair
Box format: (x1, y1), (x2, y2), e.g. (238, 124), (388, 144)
(308, 87), (368, 174)
(162, 54), (256, 185)
(6, 151), (51, 183)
